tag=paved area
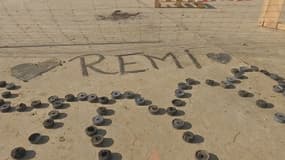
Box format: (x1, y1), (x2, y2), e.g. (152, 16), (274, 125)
(0, 0), (285, 160)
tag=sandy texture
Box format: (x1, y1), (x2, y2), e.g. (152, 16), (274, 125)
(0, 51), (285, 160)
(0, 0), (285, 160)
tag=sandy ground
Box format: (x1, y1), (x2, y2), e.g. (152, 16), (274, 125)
(0, 0), (285, 160)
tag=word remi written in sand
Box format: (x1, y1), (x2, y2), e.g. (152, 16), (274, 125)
(70, 51), (204, 76)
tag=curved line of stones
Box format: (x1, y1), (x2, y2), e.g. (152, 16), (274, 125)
(1, 65), (285, 160)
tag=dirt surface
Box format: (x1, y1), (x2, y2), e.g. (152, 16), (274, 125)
(0, 0), (285, 160)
